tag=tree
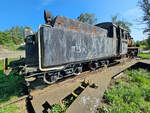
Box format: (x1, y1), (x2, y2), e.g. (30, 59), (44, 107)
(11, 26), (19, 44)
(9, 26), (24, 45)
(0, 30), (13, 45)
(147, 36), (150, 48)
(77, 13), (97, 25)
(139, 0), (150, 35)
(135, 39), (148, 46)
(111, 15), (133, 32)
(0, 26), (28, 46)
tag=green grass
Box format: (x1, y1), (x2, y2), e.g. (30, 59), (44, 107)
(100, 69), (150, 113)
(50, 96), (75, 113)
(140, 45), (148, 49)
(0, 104), (20, 113)
(50, 92), (76, 113)
(7, 45), (25, 51)
(0, 59), (25, 113)
(138, 53), (150, 59)
(0, 44), (25, 52)
(51, 104), (66, 113)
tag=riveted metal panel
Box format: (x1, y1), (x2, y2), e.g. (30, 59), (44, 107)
(40, 26), (117, 68)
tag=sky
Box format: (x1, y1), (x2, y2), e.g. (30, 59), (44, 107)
(0, 0), (147, 41)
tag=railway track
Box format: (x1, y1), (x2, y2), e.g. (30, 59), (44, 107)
(0, 60), (120, 108)
(1, 58), (148, 113)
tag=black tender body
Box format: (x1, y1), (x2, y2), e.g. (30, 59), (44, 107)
(40, 16), (117, 69)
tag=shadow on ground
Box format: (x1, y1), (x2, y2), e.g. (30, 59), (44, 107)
(16, 45), (25, 51)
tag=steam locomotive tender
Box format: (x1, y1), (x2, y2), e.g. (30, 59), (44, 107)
(4, 10), (134, 84)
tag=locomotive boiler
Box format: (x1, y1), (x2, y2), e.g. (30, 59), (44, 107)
(3, 10), (134, 84)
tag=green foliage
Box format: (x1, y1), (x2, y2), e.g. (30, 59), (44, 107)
(147, 36), (150, 48)
(63, 96), (75, 107)
(0, 26), (25, 46)
(138, 53), (150, 58)
(101, 105), (111, 113)
(51, 104), (65, 113)
(0, 59), (25, 112)
(101, 69), (150, 113)
(0, 104), (19, 113)
(111, 15), (132, 32)
(135, 39), (148, 47)
(0, 31), (13, 45)
(139, 0), (150, 35)
(51, 95), (75, 113)
(135, 36), (150, 49)
(77, 13), (97, 25)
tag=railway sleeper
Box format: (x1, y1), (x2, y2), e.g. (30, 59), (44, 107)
(60, 81), (89, 108)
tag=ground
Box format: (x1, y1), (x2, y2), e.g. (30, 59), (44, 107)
(0, 45), (25, 59)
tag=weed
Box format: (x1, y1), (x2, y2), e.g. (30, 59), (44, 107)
(0, 59), (25, 112)
(50, 94), (75, 113)
(51, 104), (66, 113)
(100, 68), (150, 113)
(0, 104), (19, 113)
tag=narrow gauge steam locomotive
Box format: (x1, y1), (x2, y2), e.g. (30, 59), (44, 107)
(3, 10), (137, 84)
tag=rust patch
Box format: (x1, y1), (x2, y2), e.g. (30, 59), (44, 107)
(56, 19), (64, 25)
(92, 26), (96, 34)
(70, 26), (81, 32)
(76, 21), (81, 25)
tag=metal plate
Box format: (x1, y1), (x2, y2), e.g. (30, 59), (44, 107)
(40, 26), (117, 68)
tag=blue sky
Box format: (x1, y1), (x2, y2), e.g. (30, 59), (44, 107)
(0, 0), (147, 41)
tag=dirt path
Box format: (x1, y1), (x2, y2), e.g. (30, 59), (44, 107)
(0, 45), (25, 59)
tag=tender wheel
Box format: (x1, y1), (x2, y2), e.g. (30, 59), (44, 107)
(73, 65), (82, 75)
(88, 62), (97, 71)
(43, 72), (58, 84)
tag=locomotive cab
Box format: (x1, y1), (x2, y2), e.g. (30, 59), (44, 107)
(95, 22), (117, 38)
(117, 27), (129, 57)
(96, 22), (130, 57)
(96, 22), (121, 56)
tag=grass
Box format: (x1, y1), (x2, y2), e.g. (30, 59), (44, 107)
(51, 104), (66, 113)
(140, 45), (148, 50)
(138, 53), (150, 59)
(49, 91), (77, 113)
(100, 68), (150, 113)
(0, 59), (25, 113)
(50, 95), (75, 113)
(0, 44), (25, 52)
(7, 45), (25, 51)
(0, 104), (20, 113)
